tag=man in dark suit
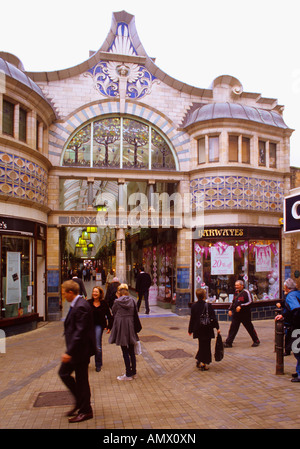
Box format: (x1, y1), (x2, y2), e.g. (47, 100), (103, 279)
(71, 270), (87, 299)
(58, 280), (96, 423)
(136, 267), (152, 314)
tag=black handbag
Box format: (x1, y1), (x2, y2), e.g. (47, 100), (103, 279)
(199, 302), (211, 326)
(214, 333), (224, 362)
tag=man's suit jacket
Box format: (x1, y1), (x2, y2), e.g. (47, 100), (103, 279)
(72, 277), (87, 297)
(64, 296), (96, 364)
(136, 272), (151, 294)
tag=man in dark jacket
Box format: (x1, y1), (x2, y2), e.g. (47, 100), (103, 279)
(136, 267), (152, 314)
(225, 280), (260, 348)
(71, 270), (87, 299)
(58, 280), (96, 423)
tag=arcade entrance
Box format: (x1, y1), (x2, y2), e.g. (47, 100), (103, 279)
(60, 225), (177, 308)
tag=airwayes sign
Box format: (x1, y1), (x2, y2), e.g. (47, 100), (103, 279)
(284, 191), (300, 233)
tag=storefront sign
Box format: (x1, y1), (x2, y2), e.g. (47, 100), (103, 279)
(211, 245), (234, 275)
(284, 192), (300, 233)
(196, 228), (244, 238)
(0, 216), (35, 235)
(6, 252), (22, 304)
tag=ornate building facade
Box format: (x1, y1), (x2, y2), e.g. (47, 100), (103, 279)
(0, 11), (295, 333)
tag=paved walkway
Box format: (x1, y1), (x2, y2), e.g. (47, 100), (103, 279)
(0, 312), (299, 431)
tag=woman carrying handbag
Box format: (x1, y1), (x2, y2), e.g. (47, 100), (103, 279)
(188, 288), (221, 371)
(109, 283), (142, 380)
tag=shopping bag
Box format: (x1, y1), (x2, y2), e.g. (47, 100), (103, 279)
(134, 340), (142, 355)
(214, 333), (224, 362)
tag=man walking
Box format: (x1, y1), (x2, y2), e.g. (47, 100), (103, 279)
(71, 270), (87, 299)
(136, 267), (152, 314)
(58, 280), (96, 423)
(225, 280), (260, 348)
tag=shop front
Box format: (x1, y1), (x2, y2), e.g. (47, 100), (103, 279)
(193, 226), (281, 320)
(0, 216), (46, 335)
(126, 228), (177, 308)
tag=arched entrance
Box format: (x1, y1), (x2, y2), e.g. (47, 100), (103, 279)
(55, 112), (181, 315)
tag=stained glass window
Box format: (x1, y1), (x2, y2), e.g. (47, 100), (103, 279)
(122, 119), (149, 169)
(151, 129), (176, 170)
(62, 116), (176, 170)
(93, 118), (121, 168)
(63, 124), (91, 166)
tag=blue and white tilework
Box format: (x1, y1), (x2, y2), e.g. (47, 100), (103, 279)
(0, 151), (48, 206)
(190, 175), (283, 212)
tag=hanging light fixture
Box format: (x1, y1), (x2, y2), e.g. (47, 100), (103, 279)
(79, 238), (87, 246)
(87, 226), (98, 233)
(81, 230), (90, 240)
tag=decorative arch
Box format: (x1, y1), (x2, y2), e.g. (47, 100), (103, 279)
(60, 114), (178, 171)
(48, 101), (191, 169)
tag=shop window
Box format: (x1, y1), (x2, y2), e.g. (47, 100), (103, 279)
(19, 108), (27, 142)
(248, 240), (279, 300)
(242, 137), (250, 164)
(259, 140), (266, 166)
(1, 236), (33, 318)
(197, 137), (206, 164)
(228, 135), (238, 162)
(269, 142), (277, 168)
(208, 136), (219, 162)
(194, 238), (280, 302)
(2, 99), (14, 136)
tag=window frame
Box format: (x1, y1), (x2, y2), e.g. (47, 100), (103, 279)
(19, 107), (27, 143)
(2, 99), (15, 137)
(61, 115), (178, 171)
(208, 135), (219, 163)
(197, 137), (206, 164)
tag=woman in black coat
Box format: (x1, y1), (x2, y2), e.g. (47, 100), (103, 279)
(188, 288), (220, 371)
(88, 286), (112, 372)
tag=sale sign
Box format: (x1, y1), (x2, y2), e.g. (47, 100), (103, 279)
(211, 245), (234, 275)
(255, 245), (272, 272)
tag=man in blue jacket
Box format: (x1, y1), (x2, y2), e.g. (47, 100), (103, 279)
(276, 278), (300, 382)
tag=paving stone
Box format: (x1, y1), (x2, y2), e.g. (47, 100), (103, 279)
(0, 316), (300, 430)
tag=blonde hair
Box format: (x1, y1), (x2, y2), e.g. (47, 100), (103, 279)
(117, 283), (129, 295)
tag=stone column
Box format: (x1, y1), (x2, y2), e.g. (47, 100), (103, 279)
(87, 178), (94, 210)
(175, 179), (193, 315)
(46, 226), (61, 321)
(37, 122), (44, 153)
(147, 179), (156, 211)
(13, 104), (20, 140)
(116, 227), (126, 283)
(118, 178), (126, 211)
(175, 228), (193, 315)
(27, 110), (37, 149)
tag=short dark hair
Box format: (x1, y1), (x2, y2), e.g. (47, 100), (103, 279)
(62, 280), (80, 294)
